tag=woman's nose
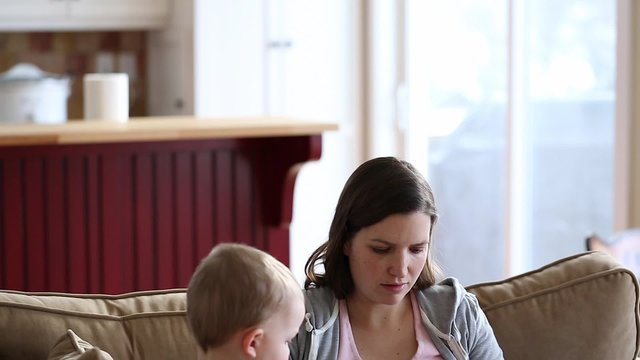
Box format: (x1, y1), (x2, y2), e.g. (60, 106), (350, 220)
(388, 253), (409, 277)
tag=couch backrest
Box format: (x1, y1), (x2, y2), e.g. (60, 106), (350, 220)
(467, 251), (640, 360)
(1, 251), (638, 360)
(0, 288), (196, 359)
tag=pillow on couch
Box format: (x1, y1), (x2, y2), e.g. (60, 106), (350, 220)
(467, 251), (640, 360)
(48, 329), (113, 360)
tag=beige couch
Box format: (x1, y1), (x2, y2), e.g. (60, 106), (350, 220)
(0, 251), (638, 360)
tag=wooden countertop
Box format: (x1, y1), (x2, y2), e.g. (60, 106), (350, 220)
(0, 116), (339, 146)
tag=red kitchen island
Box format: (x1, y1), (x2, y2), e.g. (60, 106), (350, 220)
(0, 117), (337, 294)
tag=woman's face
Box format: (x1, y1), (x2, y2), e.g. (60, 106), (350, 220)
(344, 212), (431, 305)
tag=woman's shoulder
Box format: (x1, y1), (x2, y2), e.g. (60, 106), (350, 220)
(417, 280), (503, 358)
(416, 278), (482, 316)
(302, 287), (340, 330)
(418, 277), (467, 298)
(304, 286), (335, 301)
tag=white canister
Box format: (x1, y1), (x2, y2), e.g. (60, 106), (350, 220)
(83, 73), (129, 122)
(0, 63), (71, 124)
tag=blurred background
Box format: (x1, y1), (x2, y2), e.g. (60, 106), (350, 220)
(1, 0), (637, 286)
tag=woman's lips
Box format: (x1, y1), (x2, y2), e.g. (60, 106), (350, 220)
(381, 283), (406, 293)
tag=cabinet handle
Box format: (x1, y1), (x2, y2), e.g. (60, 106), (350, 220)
(268, 40), (293, 49)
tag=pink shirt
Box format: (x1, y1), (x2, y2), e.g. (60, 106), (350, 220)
(337, 292), (443, 360)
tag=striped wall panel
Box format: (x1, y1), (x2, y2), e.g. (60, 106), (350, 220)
(0, 136), (321, 293)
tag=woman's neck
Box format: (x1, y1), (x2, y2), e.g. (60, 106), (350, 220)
(345, 292), (413, 330)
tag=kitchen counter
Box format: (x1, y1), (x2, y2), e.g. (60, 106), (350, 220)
(0, 116), (336, 294)
(0, 116), (338, 146)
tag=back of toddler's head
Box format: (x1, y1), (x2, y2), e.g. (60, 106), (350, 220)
(186, 243), (301, 352)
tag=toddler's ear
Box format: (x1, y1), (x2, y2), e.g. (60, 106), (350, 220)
(241, 328), (264, 358)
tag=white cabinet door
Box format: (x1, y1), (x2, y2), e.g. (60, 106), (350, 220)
(192, 0), (266, 116)
(0, 0), (169, 30)
(0, 0), (69, 19)
(69, 0), (168, 22)
(68, 0), (169, 29)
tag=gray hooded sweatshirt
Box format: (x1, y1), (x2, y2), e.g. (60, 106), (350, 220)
(289, 278), (504, 360)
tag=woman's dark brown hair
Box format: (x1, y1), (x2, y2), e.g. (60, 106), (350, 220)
(304, 156), (439, 298)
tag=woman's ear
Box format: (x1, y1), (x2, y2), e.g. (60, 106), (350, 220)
(343, 240), (352, 256)
(241, 327), (264, 358)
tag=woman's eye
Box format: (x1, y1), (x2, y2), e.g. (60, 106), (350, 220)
(410, 247), (426, 254)
(371, 247), (389, 254)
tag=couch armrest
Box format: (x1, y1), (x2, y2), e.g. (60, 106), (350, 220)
(467, 251), (640, 360)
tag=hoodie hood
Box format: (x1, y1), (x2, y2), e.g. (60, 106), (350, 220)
(417, 277), (467, 335)
(302, 278), (466, 335)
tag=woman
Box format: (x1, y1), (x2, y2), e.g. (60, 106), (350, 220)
(289, 157), (503, 360)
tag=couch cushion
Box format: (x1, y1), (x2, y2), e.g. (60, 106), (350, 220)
(0, 288), (197, 360)
(467, 251), (640, 360)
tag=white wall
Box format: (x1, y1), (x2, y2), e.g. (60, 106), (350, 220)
(277, 0), (363, 284)
(147, 0), (363, 283)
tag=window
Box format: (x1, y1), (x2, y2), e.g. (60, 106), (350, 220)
(402, 0), (616, 283)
